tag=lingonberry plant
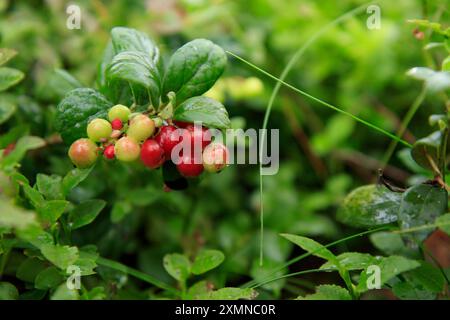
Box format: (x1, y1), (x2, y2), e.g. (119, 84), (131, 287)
(55, 28), (231, 190)
(0, 1), (449, 302)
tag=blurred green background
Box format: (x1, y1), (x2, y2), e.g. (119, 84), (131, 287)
(1, 0), (448, 298)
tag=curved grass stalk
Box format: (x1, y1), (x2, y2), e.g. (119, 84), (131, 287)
(227, 51), (412, 149)
(381, 85), (427, 166)
(242, 227), (388, 289)
(251, 268), (329, 289)
(96, 256), (179, 295)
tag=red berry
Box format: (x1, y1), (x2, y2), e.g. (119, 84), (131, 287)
(186, 125), (211, 150)
(111, 118), (123, 130)
(176, 153), (204, 177)
(141, 139), (165, 169)
(103, 145), (115, 159)
(173, 120), (191, 128)
(203, 143), (229, 173)
(155, 125), (178, 154)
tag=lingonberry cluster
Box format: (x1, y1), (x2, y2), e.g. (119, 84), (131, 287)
(68, 104), (229, 178)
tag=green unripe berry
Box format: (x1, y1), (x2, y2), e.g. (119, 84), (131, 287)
(202, 143), (229, 173)
(87, 118), (112, 142)
(68, 138), (98, 168)
(115, 137), (140, 162)
(108, 104), (131, 122)
(127, 114), (155, 142)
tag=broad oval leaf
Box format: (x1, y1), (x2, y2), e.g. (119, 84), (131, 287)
(337, 185), (401, 228)
(191, 249), (225, 275)
(0, 99), (16, 124)
(0, 67), (24, 91)
(36, 174), (63, 200)
(62, 167), (93, 196)
(51, 283), (79, 300)
(403, 261), (445, 294)
(37, 200), (69, 224)
(69, 199), (106, 230)
(173, 96), (230, 129)
(369, 231), (409, 255)
(163, 253), (191, 282)
(162, 39), (226, 104)
(321, 252), (378, 271)
(356, 255), (420, 293)
(40, 244), (79, 270)
(398, 184), (447, 243)
(0, 282), (19, 300)
(110, 27), (159, 65)
(55, 88), (112, 144)
(297, 285), (351, 300)
(34, 267), (64, 290)
(106, 51), (161, 107)
(411, 131), (444, 171)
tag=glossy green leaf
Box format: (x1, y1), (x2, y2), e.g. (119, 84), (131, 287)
(398, 184), (447, 243)
(411, 131), (443, 171)
(0, 282), (19, 300)
(40, 244), (79, 270)
(0, 67), (24, 91)
(50, 283), (79, 300)
(392, 281), (436, 300)
(110, 27), (159, 65)
(37, 200), (68, 224)
(163, 253), (191, 282)
(191, 249), (225, 275)
(403, 262), (445, 293)
(356, 255), (420, 293)
(106, 51), (161, 107)
(62, 167), (93, 196)
(55, 88), (112, 144)
(35, 267), (64, 290)
(22, 184), (45, 208)
(162, 39), (226, 104)
(69, 199), (106, 230)
(36, 174), (64, 200)
(297, 285), (351, 300)
(16, 258), (47, 283)
(185, 281), (211, 299)
(173, 96), (230, 129)
(0, 99), (16, 124)
(321, 252), (378, 271)
(369, 231), (409, 255)
(75, 248), (98, 276)
(337, 185), (400, 228)
(280, 233), (336, 261)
